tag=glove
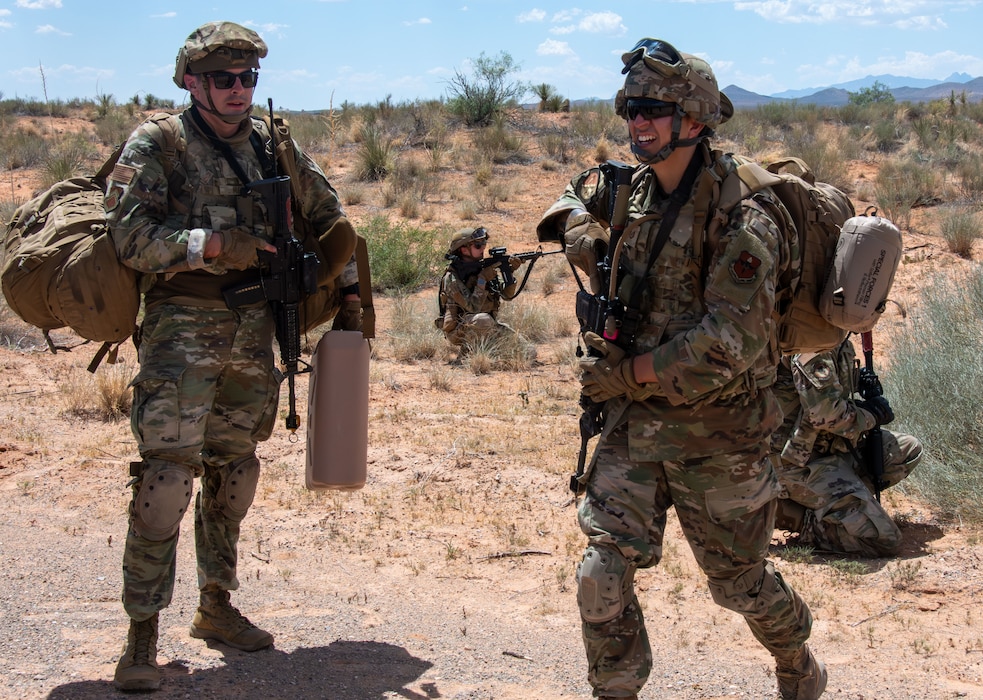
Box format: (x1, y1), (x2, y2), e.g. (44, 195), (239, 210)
(219, 227), (271, 270)
(331, 299), (362, 332)
(564, 212), (608, 294)
(578, 331), (649, 403)
(508, 256), (523, 272)
(478, 264), (500, 282)
(857, 395), (894, 427)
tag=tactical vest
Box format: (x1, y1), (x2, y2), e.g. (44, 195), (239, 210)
(616, 161), (783, 400)
(142, 113), (274, 308)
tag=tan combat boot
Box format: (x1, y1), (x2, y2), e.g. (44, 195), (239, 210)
(189, 584), (273, 651)
(114, 613), (160, 691)
(776, 643), (827, 700)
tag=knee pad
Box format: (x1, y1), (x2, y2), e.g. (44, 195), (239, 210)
(217, 455), (260, 522)
(132, 464), (194, 541)
(577, 544), (635, 624)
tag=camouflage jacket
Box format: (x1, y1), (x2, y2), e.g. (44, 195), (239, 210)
(771, 340), (879, 467)
(105, 109), (349, 308)
(538, 144), (798, 460)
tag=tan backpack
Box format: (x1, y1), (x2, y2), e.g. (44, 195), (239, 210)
(1, 113), (182, 364)
(701, 156), (900, 353)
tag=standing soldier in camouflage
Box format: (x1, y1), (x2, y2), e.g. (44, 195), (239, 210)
(536, 39), (825, 700)
(105, 21), (358, 691)
(437, 226), (525, 349)
(772, 338), (922, 557)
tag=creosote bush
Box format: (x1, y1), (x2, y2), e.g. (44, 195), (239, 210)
(887, 267), (983, 523)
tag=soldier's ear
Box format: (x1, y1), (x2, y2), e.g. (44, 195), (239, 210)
(183, 73), (198, 91)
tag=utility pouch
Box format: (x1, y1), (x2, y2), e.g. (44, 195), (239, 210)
(222, 277), (266, 308)
(576, 289), (603, 334)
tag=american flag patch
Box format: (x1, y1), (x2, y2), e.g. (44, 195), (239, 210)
(109, 162), (137, 186)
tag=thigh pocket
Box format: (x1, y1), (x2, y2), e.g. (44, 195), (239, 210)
(705, 472), (781, 524)
(131, 371), (184, 448)
(250, 367), (282, 443)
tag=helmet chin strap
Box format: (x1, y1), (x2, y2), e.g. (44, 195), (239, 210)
(191, 83), (252, 125)
(631, 111), (705, 165)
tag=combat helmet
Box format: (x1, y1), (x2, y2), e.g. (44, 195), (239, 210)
(447, 226), (489, 257)
(614, 38), (734, 164)
(173, 21), (268, 124)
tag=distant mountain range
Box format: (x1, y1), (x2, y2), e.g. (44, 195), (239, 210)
(565, 74), (983, 110)
(723, 73), (983, 109)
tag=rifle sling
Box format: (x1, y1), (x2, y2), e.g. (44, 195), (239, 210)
(618, 153), (704, 344)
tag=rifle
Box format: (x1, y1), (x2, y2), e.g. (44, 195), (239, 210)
(445, 245), (564, 299)
(223, 99), (320, 433)
(857, 330), (887, 502)
(570, 160), (636, 494)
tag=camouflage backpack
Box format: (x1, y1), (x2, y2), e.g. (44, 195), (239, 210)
(1, 113), (182, 365)
(699, 155), (901, 354)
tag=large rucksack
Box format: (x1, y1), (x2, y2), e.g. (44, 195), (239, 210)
(1, 113), (183, 364)
(702, 156), (901, 354)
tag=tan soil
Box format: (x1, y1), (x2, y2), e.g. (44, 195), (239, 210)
(1, 110), (982, 700)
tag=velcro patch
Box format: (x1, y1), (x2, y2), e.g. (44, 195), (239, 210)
(109, 162), (137, 186)
(708, 227), (773, 311)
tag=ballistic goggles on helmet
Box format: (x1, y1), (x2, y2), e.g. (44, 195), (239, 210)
(621, 38), (686, 77)
(203, 69), (259, 89)
(466, 227), (488, 247)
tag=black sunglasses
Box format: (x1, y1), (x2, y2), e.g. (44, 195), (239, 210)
(625, 100), (678, 121)
(204, 69), (259, 90)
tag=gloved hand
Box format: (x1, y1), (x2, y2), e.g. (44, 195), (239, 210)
(219, 227), (271, 270)
(508, 255), (523, 271)
(564, 212), (608, 294)
(857, 395), (894, 427)
(331, 299), (362, 332)
(579, 331), (649, 403)
(478, 264), (500, 282)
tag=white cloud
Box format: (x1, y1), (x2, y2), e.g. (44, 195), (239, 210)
(16, 0), (62, 8)
(537, 39), (574, 57)
(578, 11), (626, 35)
(517, 9), (546, 22)
(36, 24), (69, 36)
(245, 22), (289, 38)
(733, 0), (973, 25)
(404, 17), (432, 26)
(151, 12), (177, 19)
(549, 10), (625, 36)
(551, 9), (582, 23)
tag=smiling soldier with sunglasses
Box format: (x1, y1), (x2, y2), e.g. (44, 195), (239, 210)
(536, 38), (826, 700)
(105, 21), (362, 692)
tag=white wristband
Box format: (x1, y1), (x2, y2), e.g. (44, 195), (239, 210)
(187, 228), (210, 269)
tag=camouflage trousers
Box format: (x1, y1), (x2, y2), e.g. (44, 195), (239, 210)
(776, 430), (923, 557)
(577, 425), (813, 697)
(121, 303), (280, 621)
(444, 312), (511, 347)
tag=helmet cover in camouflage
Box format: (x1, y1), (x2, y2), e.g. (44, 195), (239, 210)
(173, 21), (268, 89)
(449, 226), (489, 255)
(614, 38), (733, 129)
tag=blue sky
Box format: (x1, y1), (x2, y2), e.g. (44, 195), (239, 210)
(3, 0), (983, 111)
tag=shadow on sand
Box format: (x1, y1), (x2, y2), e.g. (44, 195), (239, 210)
(46, 639), (436, 700)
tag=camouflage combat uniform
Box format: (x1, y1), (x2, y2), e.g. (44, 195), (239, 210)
(771, 340), (922, 557)
(437, 263), (517, 347)
(538, 140), (814, 697)
(106, 109), (350, 621)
